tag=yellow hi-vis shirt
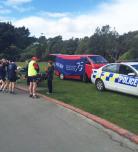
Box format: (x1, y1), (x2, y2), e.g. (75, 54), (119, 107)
(28, 60), (37, 76)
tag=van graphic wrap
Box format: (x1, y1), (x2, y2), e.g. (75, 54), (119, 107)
(55, 57), (85, 76)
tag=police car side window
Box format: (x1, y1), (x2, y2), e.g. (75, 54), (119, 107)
(102, 64), (118, 73)
(119, 65), (134, 75)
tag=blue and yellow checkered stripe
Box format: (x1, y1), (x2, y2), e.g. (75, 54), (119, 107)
(93, 71), (119, 83)
(100, 72), (119, 83)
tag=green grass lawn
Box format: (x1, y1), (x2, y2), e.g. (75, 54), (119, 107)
(17, 62), (138, 134)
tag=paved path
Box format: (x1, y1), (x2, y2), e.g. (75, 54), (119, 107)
(0, 90), (136, 152)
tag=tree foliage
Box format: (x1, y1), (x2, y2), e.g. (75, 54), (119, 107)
(0, 22), (36, 60)
(0, 22), (138, 62)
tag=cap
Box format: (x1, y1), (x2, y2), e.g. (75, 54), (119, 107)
(48, 60), (53, 62)
(48, 60), (53, 64)
(32, 56), (38, 61)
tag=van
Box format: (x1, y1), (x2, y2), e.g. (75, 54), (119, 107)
(53, 54), (108, 81)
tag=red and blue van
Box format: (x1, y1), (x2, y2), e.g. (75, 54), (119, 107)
(53, 54), (108, 81)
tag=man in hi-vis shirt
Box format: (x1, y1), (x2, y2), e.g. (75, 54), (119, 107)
(28, 57), (39, 98)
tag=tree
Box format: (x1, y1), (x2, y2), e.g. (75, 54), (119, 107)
(88, 25), (119, 62)
(1, 21), (138, 62)
(62, 38), (79, 54)
(47, 36), (63, 54)
(0, 22), (36, 60)
(76, 37), (89, 54)
(118, 31), (138, 60)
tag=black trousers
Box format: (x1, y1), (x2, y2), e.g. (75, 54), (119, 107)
(48, 80), (52, 93)
(27, 77), (30, 86)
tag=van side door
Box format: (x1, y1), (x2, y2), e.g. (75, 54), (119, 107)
(85, 57), (92, 79)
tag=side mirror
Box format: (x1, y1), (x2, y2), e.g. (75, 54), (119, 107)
(86, 62), (91, 65)
(85, 60), (91, 64)
(128, 73), (136, 77)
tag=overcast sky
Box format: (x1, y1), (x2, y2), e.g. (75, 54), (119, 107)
(0, 0), (138, 39)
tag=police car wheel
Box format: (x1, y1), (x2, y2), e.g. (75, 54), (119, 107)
(60, 74), (64, 80)
(95, 79), (105, 91)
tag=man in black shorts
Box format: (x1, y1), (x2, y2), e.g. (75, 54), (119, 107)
(7, 60), (17, 94)
(28, 57), (39, 98)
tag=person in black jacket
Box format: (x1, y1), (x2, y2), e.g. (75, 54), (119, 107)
(7, 60), (17, 94)
(0, 59), (9, 92)
(24, 60), (30, 86)
(46, 61), (54, 94)
(0, 60), (5, 91)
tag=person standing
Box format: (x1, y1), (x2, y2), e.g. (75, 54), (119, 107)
(3, 60), (10, 92)
(7, 60), (17, 94)
(0, 60), (5, 91)
(0, 59), (8, 92)
(24, 60), (30, 86)
(46, 61), (54, 94)
(28, 57), (39, 98)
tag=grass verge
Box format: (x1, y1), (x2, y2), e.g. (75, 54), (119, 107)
(39, 78), (138, 134)
(17, 62), (138, 134)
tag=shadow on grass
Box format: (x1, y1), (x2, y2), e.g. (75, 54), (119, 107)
(39, 89), (67, 95)
(60, 78), (91, 83)
(105, 89), (138, 99)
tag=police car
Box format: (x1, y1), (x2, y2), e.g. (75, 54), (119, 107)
(91, 62), (138, 96)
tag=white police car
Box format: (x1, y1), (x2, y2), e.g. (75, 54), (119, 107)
(91, 62), (138, 96)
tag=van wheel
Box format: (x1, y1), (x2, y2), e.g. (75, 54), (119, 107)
(59, 73), (64, 80)
(95, 79), (105, 91)
(82, 73), (88, 82)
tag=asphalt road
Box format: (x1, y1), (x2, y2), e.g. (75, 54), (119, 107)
(0, 90), (136, 152)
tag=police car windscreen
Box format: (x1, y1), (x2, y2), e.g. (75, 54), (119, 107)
(89, 56), (108, 64)
(131, 64), (138, 71)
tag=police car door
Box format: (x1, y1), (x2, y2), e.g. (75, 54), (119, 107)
(101, 64), (119, 90)
(117, 64), (138, 95)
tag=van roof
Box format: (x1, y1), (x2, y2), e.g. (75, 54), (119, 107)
(50, 54), (100, 60)
(50, 54), (96, 56)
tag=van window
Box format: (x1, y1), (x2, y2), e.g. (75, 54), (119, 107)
(85, 59), (91, 64)
(89, 56), (108, 64)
